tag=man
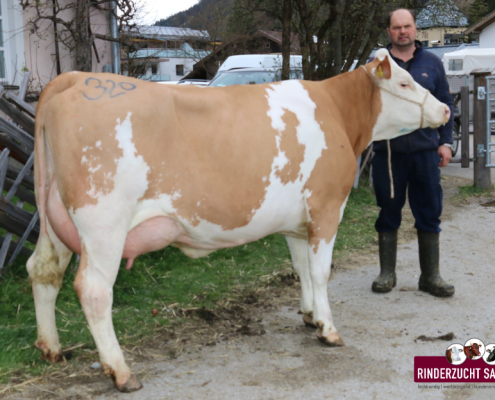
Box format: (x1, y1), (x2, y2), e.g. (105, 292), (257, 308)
(371, 8), (454, 297)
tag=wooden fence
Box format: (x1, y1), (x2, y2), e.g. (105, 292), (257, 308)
(0, 73), (39, 276)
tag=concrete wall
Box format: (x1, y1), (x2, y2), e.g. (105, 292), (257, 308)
(480, 23), (495, 48)
(22, 1), (113, 91)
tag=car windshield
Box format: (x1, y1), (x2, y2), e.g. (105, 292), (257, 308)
(209, 70), (279, 87)
(209, 69), (303, 87)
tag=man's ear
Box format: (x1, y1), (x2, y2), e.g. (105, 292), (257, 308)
(375, 55), (392, 80)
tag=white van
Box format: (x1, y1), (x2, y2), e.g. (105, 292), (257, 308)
(213, 54), (302, 80)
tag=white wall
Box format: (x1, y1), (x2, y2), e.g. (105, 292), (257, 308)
(480, 22), (495, 48)
(2, 0), (26, 87)
(158, 58), (195, 81)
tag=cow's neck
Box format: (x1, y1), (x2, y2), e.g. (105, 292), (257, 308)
(323, 68), (380, 158)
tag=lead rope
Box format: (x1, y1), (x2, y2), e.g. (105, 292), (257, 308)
(360, 65), (429, 199)
(387, 139), (394, 198)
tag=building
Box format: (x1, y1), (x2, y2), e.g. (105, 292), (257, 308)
(464, 9), (495, 48)
(122, 26), (211, 82)
(416, 2), (469, 47)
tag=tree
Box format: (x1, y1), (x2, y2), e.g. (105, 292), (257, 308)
(20, 0), (144, 73)
(230, 0), (424, 81)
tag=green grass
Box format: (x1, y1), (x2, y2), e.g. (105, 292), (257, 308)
(456, 184), (494, 199)
(0, 186), (378, 382)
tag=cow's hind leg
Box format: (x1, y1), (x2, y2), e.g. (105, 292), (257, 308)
(74, 233), (142, 393)
(285, 236), (315, 327)
(27, 222), (73, 362)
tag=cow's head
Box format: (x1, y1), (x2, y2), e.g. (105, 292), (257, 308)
(366, 48), (450, 142)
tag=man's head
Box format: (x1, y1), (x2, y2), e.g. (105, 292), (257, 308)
(387, 9), (417, 50)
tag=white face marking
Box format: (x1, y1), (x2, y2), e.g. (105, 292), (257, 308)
(371, 49), (449, 142)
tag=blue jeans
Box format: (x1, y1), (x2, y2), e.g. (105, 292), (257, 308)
(371, 150), (443, 234)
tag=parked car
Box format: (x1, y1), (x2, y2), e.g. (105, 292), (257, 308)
(213, 54), (303, 81)
(177, 79), (210, 86)
(208, 67), (303, 87)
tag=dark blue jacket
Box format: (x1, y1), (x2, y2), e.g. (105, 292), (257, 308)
(373, 42), (454, 153)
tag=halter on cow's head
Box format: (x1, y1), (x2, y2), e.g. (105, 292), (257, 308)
(362, 48), (450, 143)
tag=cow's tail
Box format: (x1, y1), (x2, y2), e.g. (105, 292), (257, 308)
(29, 74), (77, 287)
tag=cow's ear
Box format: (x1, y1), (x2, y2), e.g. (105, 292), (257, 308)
(375, 55), (392, 80)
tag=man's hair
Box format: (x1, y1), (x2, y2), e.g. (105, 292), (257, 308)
(387, 9), (416, 27)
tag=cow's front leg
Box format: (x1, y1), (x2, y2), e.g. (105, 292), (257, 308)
(308, 234), (344, 347)
(27, 222), (73, 363)
(74, 239), (142, 393)
(285, 236), (315, 327)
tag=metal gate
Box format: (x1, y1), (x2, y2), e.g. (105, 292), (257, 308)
(484, 76), (495, 167)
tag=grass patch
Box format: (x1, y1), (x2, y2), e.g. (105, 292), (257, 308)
(456, 184), (494, 199)
(0, 185), (378, 382)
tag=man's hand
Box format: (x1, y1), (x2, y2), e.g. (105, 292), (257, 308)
(438, 145), (452, 167)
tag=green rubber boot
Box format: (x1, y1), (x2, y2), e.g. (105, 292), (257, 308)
(418, 230), (455, 297)
(372, 230), (398, 293)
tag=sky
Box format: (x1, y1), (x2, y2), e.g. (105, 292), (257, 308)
(144, 0), (199, 23)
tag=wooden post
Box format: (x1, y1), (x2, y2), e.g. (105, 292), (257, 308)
(472, 69), (492, 188)
(461, 86), (470, 168)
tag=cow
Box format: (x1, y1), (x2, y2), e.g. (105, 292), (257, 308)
(464, 342), (481, 359)
(27, 48), (450, 392)
(446, 348), (453, 364)
(487, 347), (495, 363)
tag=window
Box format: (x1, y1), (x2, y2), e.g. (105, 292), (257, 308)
(151, 64), (157, 75)
(448, 59), (463, 71)
(422, 40), (429, 47)
(176, 64), (184, 76)
(0, 1), (5, 80)
(265, 42), (271, 49)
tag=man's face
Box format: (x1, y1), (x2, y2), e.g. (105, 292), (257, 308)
(387, 10), (417, 48)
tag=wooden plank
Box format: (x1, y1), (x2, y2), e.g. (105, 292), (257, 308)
(473, 72), (490, 188)
(18, 72), (30, 100)
(8, 211), (38, 265)
(461, 86), (470, 168)
(0, 199), (40, 243)
(0, 148), (10, 194)
(7, 164), (34, 191)
(5, 92), (36, 118)
(0, 97), (34, 136)
(0, 133), (31, 164)
(0, 235), (32, 258)
(5, 152), (35, 202)
(3, 178), (36, 205)
(0, 115), (34, 150)
(0, 232), (13, 275)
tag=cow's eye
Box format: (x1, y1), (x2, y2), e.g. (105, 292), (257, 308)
(401, 83), (409, 88)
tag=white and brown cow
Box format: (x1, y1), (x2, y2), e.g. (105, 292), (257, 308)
(27, 49), (450, 392)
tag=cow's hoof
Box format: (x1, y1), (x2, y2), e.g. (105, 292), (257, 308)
(303, 311), (316, 328)
(315, 321), (345, 347)
(115, 374), (143, 393)
(35, 340), (64, 363)
(317, 332), (345, 347)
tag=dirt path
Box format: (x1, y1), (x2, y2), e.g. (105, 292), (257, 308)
(5, 175), (495, 400)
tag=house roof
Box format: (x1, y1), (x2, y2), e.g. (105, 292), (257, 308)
(130, 26), (210, 41)
(464, 9), (495, 34)
(257, 30), (301, 52)
(416, 2), (469, 29)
